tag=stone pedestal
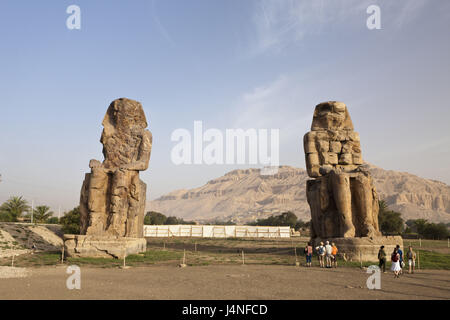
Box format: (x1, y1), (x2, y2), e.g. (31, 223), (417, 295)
(312, 236), (403, 262)
(64, 235), (147, 259)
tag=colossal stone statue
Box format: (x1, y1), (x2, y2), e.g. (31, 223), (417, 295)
(304, 101), (401, 260)
(80, 98), (152, 238)
(65, 98), (151, 258)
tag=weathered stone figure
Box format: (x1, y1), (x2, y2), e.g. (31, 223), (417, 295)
(304, 101), (381, 239)
(80, 98), (152, 238)
(65, 98), (151, 258)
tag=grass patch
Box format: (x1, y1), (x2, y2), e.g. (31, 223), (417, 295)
(414, 249), (450, 270)
(0, 252), (61, 267)
(126, 249), (182, 264)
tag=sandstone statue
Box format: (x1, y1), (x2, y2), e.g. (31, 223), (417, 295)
(304, 101), (401, 260)
(65, 98), (151, 258)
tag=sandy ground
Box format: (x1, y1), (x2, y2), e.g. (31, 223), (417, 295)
(0, 264), (449, 300)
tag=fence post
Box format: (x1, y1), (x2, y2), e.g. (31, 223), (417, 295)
(61, 243), (65, 264)
(359, 251), (362, 268)
(242, 250), (245, 265)
(417, 251), (420, 270)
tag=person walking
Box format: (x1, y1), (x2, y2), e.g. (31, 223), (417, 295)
(396, 245), (404, 275)
(331, 242), (338, 268)
(406, 246), (416, 274)
(391, 248), (401, 278)
(378, 245), (387, 273)
(304, 242), (313, 267)
(316, 242), (325, 268)
(324, 241), (333, 268)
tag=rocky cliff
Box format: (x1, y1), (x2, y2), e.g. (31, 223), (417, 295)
(149, 164), (450, 224)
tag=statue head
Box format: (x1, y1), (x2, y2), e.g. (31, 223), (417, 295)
(102, 98), (148, 135)
(311, 101), (353, 131)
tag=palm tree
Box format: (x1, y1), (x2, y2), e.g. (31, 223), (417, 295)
(378, 199), (388, 214)
(33, 205), (54, 223)
(0, 196), (30, 221)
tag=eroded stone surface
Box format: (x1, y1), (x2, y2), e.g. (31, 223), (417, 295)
(66, 98), (151, 258)
(64, 235), (147, 259)
(79, 98), (152, 238)
(304, 102), (382, 239)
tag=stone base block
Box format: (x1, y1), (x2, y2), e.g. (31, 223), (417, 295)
(312, 236), (403, 262)
(64, 235), (147, 259)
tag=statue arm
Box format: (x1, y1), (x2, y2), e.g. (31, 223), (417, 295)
(121, 130), (152, 171)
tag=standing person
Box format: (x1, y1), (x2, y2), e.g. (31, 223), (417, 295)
(325, 241), (332, 268)
(396, 245), (404, 274)
(407, 246), (416, 274)
(378, 245), (387, 273)
(331, 242), (338, 268)
(304, 242), (313, 267)
(31, 242), (37, 254)
(316, 242), (325, 268)
(391, 248), (401, 278)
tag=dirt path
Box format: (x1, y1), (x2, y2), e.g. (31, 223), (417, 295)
(0, 265), (449, 300)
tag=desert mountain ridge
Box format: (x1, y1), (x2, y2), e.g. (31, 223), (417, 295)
(149, 164), (450, 224)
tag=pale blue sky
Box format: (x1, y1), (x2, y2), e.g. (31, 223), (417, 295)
(1, 1), (449, 214)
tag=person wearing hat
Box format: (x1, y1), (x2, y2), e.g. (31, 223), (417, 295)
(378, 245), (387, 273)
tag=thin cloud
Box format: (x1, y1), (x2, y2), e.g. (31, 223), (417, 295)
(150, 0), (176, 47)
(247, 0), (436, 56)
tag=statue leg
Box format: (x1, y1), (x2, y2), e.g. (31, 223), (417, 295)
(330, 171), (355, 237)
(352, 173), (380, 237)
(307, 179), (325, 239)
(86, 168), (108, 235)
(126, 172), (141, 237)
(107, 169), (129, 237)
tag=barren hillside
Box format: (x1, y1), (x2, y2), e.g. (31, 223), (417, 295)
(149, 165), (450, 224)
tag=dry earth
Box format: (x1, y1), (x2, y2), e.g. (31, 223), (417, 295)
(0, 265), (449, 300)
(0, 223), (63, 259)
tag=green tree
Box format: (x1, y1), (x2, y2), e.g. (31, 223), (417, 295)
(248, 211), (299, 229)
(46, 217), (60, 224)
(378, 200), (404, 235)
(165, 216), (178, 225)
(33, 205), (54, 223)
(378, 199), (388, 213)
(422, 223), (448, 240)
(60, 207), (81, 234)
(413, 219), (428, 235)
(209, 220), (235, 225)
(0, 196), (30, 222)
(144, 211), (167, 225)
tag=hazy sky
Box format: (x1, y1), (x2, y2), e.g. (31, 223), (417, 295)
(1, 0), (449, 214)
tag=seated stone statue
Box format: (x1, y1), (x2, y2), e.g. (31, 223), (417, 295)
(79, 98), (152, 238)
(304, 101), (381, 239)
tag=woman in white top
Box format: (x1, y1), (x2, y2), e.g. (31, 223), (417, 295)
(391, 248), (401, 278)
